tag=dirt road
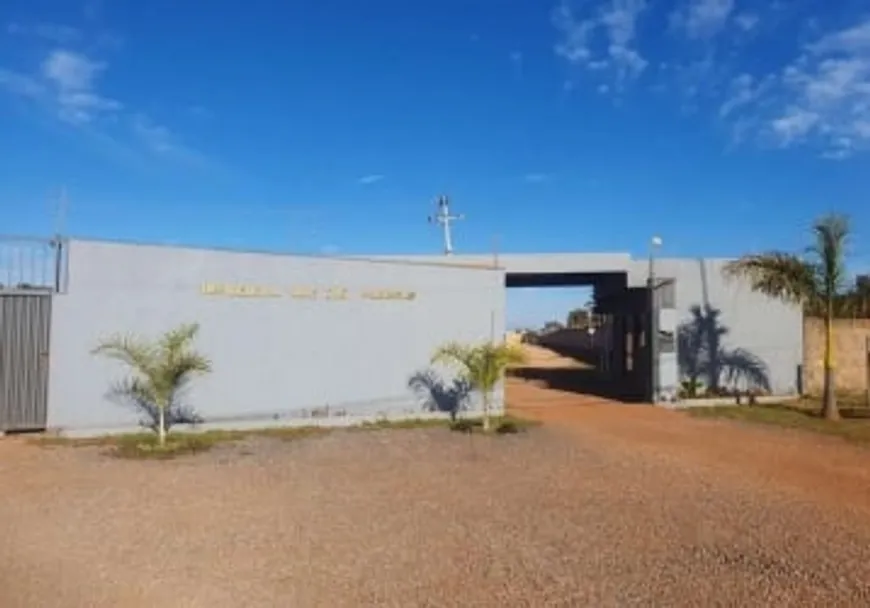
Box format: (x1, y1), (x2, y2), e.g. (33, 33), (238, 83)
(508, 377), (870, 514)
(1, 376), (870, 606)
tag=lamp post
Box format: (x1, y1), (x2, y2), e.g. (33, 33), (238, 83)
(648, 236), (662, 403)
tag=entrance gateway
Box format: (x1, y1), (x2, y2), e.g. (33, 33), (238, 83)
(0, 235), (674, 436)
(1, 235), (806, 434)
(374, 252), (678, 403)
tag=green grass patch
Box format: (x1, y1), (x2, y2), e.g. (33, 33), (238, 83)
(111, 433), (223, 460)
(345, 416), (540, 434)
(352, 417), (456, 431)
(353, 414), (540, 435)
(448, 415), (540, 434)
(685, 403), (870, 446)
(29, 415), (541, 459)
(30, 426), (331, 459)
(28, 431), (237, 459)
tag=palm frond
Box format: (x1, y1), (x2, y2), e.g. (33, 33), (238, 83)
(92, 335), (158, 374)
(722, 252), (817, 305)
(165, 352), (212, 388)
(107, 377), (202, 432)
(93, 322), (211, 432)
(808, 213), (850, 298)
(431, 342), (474, 368)
(432, 341), (526, 393)
(160, 323), (201, 358)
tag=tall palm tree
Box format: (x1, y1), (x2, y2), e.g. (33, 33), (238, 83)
(431, 341), (526, 431)
(723, 214), (850, 420)
(93, 323), (212, 445)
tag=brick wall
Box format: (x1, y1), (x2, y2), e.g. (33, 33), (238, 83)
(803, 318), (870, 395)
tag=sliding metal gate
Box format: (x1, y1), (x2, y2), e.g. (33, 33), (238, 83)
(0, 293), (52, 431)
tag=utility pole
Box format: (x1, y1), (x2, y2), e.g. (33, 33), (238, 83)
(428, 195), (464, 256)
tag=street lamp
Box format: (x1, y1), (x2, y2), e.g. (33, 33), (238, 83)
(648, 236), (663, 403)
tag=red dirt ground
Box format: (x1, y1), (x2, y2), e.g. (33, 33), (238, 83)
(507, 377), (870, 514)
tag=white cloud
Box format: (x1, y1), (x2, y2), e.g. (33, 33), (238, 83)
(131, 114), (177, 153)
(715, 17), (870, 158)
(775, 20), (870, 156)
(771, 108), (820, 143)
(0, 49), (120, 124)
(39, 49), (120, 124)
(0, 68), (44, 98)
(0, 39), (210, 166)
(734, 12), (759, 33)
(131, 113), (207, 166)
(357, 174), (385, 185)
(552, 0), (648, 89)
(0, 20), (212, 167)
(719, 73), (769, 118)
(670, 0), (735, 39)
(6, 22), (82, 44)
(42, 49), (101, 90)
(809, 19), (870, 54)
(551, 2), (870, 158)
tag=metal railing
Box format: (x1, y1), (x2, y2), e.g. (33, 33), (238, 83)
(0, 235), (66, 293)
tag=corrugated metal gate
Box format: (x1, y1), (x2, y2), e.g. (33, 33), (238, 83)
(0, 293), (52, 431)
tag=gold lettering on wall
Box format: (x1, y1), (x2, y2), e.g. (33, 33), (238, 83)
(200, 283), (417, 302)
(324, 287), (349, 300)
(289, 286), (318, 299)
(361, 289), (416, 301)
(201, 283), (281, 297)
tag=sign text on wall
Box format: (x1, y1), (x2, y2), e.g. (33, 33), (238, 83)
(200, 282), (416, 301)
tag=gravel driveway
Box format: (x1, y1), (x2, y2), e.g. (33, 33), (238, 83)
(2, 402), (870, 607)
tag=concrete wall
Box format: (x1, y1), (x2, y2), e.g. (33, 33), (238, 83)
(628, 258), (803, 396)
(803, 318), (870, 395)
(371, 252), (633, 274)
(48, 240), (505, 433)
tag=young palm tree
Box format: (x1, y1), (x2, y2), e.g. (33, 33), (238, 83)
(723, 214), (850, 420)
(93, 323), (212, 445)
(431, 341), (526, 431)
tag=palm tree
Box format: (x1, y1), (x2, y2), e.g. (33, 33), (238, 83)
(93, 323), (212, 445)
(431, 341), (526, 431)
(723, 214), (850, 420)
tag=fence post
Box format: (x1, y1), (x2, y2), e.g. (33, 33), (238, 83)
(52, 236), (64, 293)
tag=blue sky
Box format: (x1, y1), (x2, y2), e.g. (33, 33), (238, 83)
(2, 0), (869, 326)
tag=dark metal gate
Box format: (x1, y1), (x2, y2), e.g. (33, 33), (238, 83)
(0, 293), (52, 431)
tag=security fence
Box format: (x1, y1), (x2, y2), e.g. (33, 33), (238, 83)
(0, 235), (66, 293)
